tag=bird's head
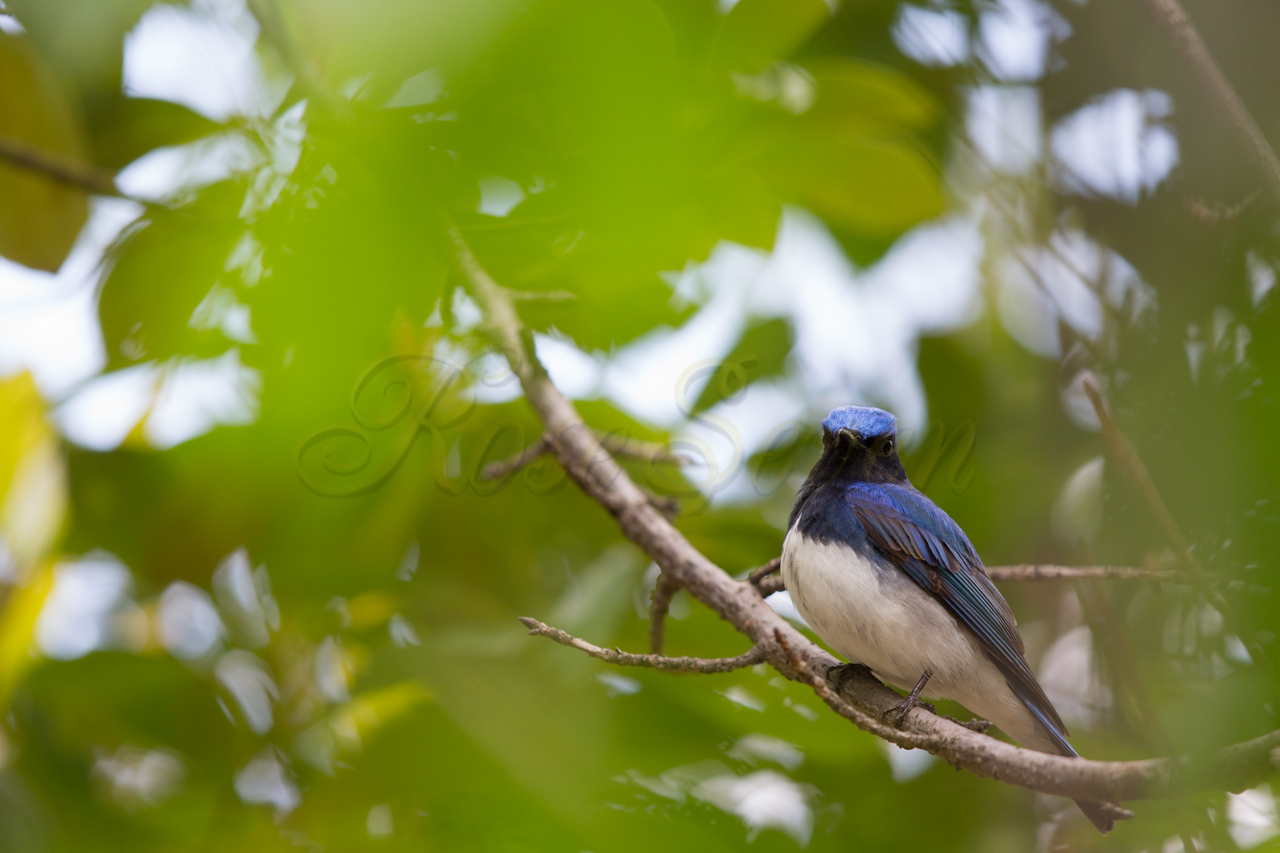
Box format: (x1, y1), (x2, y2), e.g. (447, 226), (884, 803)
(817, 405), (907, 483)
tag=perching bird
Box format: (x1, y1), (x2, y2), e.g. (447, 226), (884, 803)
(782, 405), (1121, 834)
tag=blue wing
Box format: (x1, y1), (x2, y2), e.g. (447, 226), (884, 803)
(840, 481), (1073, 751)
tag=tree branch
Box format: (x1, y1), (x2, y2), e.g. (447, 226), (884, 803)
(0, 134), (120, 196)
(521, 617), (764, 673)
(1141, 0), (1280, 208)
(452, 224), (1280, 806)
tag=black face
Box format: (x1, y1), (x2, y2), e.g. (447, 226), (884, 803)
(813, 427), (908, 485)
(788, 427), (909, 530)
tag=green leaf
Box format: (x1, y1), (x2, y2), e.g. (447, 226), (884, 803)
(767, 136), (942, 236)
(712, 0), (831, 69)
(5, 0), (154, 111)
(98, 182), (247, 369)
(0, 33), (90, 271)
(692, 317), (794, 414)
(802, 57), (939, 133)
(88, 96), (221, 170)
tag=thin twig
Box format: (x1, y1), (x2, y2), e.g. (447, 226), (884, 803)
(1187, 191), (1260, 224)
(481, 435), (551, 481)
(637, 485), (681, 521)
(1141, 0), (1280, 208)
(509, 290), (576, 302)
(482, 430), (687, 481)
(755, 563), (1173, 599)
(747, 557), (782, 585)
(454, 224), (1280, 804)
(1082, 379), (1273, 677)
(987, 564), (1177, 583)
(648, 573), (680, 654)
(521, 617), (764, 673)
(756, 575), (785, 597)
(598, 433), (689, 467)
(0, 134), (119, 196)
(1083, 380), (1190, 556)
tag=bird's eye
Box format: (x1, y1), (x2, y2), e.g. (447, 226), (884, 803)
(882, 438), (894, 456)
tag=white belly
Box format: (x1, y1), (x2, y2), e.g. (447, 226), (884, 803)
(781, 527), (1060, 753)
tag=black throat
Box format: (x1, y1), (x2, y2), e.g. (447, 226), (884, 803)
(788, 431), (908, 530)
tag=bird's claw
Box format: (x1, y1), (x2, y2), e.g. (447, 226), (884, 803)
(941, 714), (992, 734)
(887, 697), (935, 726)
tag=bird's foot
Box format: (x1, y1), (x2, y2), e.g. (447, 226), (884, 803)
(825, 663), (874, 693)
(941, 714), (991, 734)
(887, 696), (935, 726)
(941, 715), (992, 734)
(886, 668), (934, 727)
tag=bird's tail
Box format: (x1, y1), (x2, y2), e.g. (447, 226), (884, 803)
(1072, 798), (1117, 834)
(1007, 678), (1129, 834)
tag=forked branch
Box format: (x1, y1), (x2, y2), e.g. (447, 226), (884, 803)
(481, 431), (687, 481)
(452, 225), (1280, 806)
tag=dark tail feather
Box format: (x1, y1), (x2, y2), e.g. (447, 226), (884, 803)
(1074, 798), (1117, 834)
(1006, 676), (1131, 834)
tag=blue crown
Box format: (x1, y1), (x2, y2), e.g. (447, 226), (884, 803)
(821, 405), (897, 438)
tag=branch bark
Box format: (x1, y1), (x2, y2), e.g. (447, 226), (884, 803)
(451, 225), (1280, 805)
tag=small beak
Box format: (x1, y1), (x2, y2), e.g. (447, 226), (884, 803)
(837, 428), (862, 445)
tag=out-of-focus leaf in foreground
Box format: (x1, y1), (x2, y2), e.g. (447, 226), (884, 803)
(0, 34), (90, 271)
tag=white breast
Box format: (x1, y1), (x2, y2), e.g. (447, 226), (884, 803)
(778, 525), (1049, 742)
(781, 526), (975, 689)
(780, 525), (1055, 750)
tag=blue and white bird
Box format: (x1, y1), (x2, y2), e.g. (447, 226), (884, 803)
(782, 405), (1119, 834)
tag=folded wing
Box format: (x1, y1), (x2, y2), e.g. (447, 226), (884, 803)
(843, 481), (1072, 751)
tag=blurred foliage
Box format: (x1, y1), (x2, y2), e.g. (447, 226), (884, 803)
(0, 0), (1279, 851)
(0, 34), (89, 271)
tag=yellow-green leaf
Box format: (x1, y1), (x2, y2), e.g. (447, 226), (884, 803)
(0, 373), (67, 569)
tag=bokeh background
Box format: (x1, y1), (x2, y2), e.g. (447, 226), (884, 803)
(1, 0), (1279, 850)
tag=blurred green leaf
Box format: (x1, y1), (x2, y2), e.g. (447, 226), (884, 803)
(711, 0), (830, 69)
(0, 33), (90, 271)
(767, 136), (942, 236)
(5, 0), (152, 101)
(88, 97), (221, 170)
(692, 317), (794, 414)
(98, 182), (248, 369)
(802, 57), (939, 133)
